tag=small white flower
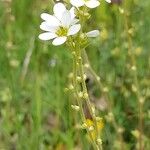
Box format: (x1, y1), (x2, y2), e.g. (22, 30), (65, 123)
(70, 0), (100, 8)
(86, 30), (100, 37)
(39, 3), (81, 46)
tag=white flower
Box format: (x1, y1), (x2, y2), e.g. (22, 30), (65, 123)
(86, 30), (100, 37)
(39, 3), (81, 46)
(70, 0), (100, 8)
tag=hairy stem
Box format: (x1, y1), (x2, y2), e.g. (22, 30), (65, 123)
(72, 50), (99, 150)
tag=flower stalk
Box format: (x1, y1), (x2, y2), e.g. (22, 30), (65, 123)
(73, 50), (98, 149)
(71, 46), (102, 150)
(38, 1), (111, 149)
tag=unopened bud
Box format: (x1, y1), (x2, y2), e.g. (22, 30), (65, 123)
(103, 87), (109, 92)
(71, 105), (80, 111)
(128, 28), (134, 35)
(77, 76), (82, 82)
(69, 84), (74, 90)
(72, 51), (75, 55)
(131, 66), (136, 71)
(83, 92), (88, 99)
(97, 138), (102, 145)
(68, 72), (73, 79)
(96, 76), (100, 81)
(119, 7), (124, 14)
(88, 126), (94, 131)
(132, 84), (137, 92)
(118, 127), (124, 133)
(72, 42), (75, 47)
(64, 88), (69, 93)
(139, 97), (145, 104)
(96, 117), (103, 121)
(84, 63), (90, 68)
(82, 123), (87, 129)
(78, 92), (83, 98)
(131, 129), (140, 139)
(78, 56), (82, 60)
(83, 74), (87, 80)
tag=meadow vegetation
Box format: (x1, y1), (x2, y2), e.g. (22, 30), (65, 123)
(0, 0), (150, 149)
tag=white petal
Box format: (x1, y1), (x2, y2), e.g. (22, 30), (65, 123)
(68, 24), (81, 36)
(70, 7), (75, 20)
(53, 3), (66, 20)
(52, 36), (67, 46)
(61, 10), (71, 27)
(70, 0), (85, 7)
(85, 0), (100, 8)
(39, 32), (57, 41)
(105, 0), (111, 3)
(86, 30), (100, 37)
(70, 19), (79, 25)
(40, 22), (58, 32)
(41, 13), (60, 26)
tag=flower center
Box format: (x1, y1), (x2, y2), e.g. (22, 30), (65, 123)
(56, 27), (68, 37)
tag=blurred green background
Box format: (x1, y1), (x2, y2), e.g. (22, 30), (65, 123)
(0, 0), (150, 149)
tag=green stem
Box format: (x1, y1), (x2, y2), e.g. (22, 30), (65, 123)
(77, 49), (100, 149)
(72, 50), (99, 150)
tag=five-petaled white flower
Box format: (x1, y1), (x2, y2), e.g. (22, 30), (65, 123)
(39, 3), (81, 46)
(70, 0), (100, 8)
